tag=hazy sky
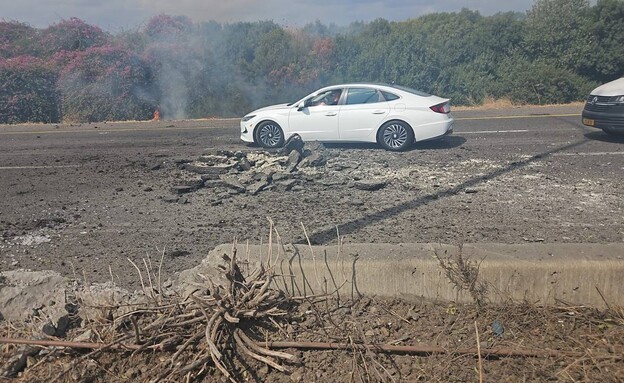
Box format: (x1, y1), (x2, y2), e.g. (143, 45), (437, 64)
(2, 0), (539, 31)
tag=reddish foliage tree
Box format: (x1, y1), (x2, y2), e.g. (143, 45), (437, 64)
(266, 34), (334, 89)
(0, 55), (60, 123)
(311, 37), (335, 71)
(58, 45), (155, 122)
(39, 17), (109, 56)
(0, 21), (41, 59)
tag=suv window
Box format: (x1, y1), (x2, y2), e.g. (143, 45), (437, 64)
(346, 88), (382, 105)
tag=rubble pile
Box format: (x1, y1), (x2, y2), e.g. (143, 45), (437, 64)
(168, 136), (334, 202)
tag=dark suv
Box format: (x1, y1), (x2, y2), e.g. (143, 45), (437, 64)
(582, 77), (624, 135)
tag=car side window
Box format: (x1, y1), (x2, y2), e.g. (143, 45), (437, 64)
(346, 88), (383, 105)
(306, 90), (342, 107)
(381, 91), (400, 101)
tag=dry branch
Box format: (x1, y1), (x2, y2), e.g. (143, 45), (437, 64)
(4, 336), (621, 361)
(259, 340), (607, 359)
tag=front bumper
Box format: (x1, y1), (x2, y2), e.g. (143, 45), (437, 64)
(240, 120), (255, 143)
(582, 106), (624, 133)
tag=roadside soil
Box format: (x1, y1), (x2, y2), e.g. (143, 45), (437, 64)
(2, 295), (624, 382)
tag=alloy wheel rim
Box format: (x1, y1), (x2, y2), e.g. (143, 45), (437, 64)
(382, 123), (408, 148)
(259, 124), (282, 147)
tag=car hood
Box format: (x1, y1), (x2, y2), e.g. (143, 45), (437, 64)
(591, 77), (624, 96)
(251, 103), (291, 114)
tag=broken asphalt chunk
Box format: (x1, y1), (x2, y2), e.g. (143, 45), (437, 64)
(353, 180), (387, 191)
(285, 150), (301, 173)
(219, 175), (246, 193)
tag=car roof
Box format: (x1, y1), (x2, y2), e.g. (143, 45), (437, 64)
(319, 83), (431, 97)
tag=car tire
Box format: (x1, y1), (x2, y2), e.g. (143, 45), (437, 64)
(377, 120), (414, 151)
(255, 121), (285, 148)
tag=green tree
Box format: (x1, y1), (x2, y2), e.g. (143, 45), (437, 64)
(586, 0), (624, 81)
(493, 53), (595, 104)
(217, 21), (282, 78)
(523, 0), (593, 71)
(253, 28), (295, 81)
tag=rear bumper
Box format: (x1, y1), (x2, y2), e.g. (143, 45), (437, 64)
(414, 117), (454, 142)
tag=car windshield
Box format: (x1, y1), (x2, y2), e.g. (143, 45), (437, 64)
(287, 90), (320, 106)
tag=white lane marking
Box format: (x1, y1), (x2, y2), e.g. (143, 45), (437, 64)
(553, 152), (624, 157)
(461, 129), (530, 134)
(0, 165), (80, 170)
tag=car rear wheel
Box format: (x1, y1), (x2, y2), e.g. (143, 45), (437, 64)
(255, 121), (285, 148)
(377, 121), (414, 151)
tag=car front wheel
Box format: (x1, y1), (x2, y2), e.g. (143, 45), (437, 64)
(255, 121), (285, 148)
(378, 121), (414, 151)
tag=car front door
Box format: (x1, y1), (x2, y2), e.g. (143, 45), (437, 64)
(287, 90), (342, 141)
(338, 87), (390, 141)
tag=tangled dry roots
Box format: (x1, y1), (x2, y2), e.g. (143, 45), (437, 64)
(122, 245), (297, 382)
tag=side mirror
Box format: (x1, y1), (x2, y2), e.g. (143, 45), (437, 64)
(297, 101), (306, 111)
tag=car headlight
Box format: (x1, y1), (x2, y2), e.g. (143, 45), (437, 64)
(241, 114), (256, 122)
(615, 96), (624, 104)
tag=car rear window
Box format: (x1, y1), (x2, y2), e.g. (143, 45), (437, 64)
(389, 85), (431, 97)
(381, 91), (400, 101)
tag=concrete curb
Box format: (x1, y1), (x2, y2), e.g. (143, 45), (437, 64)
(194, 242), (624, 307)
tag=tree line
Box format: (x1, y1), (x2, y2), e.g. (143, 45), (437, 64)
(0, 0), (622, 124)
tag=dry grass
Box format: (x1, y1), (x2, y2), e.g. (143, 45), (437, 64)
(453, 97), (585, 111)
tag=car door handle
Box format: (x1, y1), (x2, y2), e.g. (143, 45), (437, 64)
(325, 112), (338, 116)
(372, 110), (386, 114)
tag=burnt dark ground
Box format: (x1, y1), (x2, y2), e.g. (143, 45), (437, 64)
(0, 106), (623, 290)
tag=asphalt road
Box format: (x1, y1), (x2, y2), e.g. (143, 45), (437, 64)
(1, 105), (623, 287)
(1, 105), (620, 170)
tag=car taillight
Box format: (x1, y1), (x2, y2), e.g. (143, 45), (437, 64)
(430, 102), (451, 114)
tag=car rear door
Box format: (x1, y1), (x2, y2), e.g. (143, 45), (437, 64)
(338, 87), (390, 141)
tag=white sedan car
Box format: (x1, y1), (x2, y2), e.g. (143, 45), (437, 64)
(240, 83), (454, 151)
